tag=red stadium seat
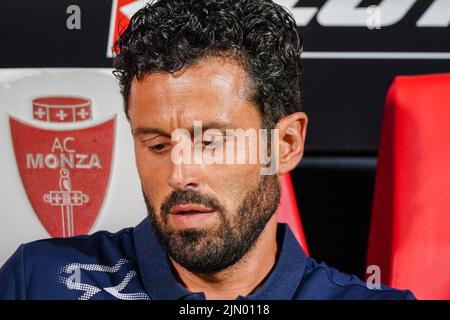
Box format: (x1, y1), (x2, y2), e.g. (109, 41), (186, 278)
(367, 73), (450, 299)
(278, 174), (309, 255)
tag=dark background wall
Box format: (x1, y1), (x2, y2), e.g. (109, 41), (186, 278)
(1, 0), (449, 279)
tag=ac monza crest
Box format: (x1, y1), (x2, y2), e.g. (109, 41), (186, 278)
(9, 96), (115, 238)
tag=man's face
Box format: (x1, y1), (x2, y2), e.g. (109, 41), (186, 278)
(128, 57), (280, 274)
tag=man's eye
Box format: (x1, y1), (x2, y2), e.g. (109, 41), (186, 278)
(203, 140), (219, 150)
(203, 140), (213, 147)
(149, 144), (169, 152)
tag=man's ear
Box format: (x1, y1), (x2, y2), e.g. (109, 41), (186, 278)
(275, 112), (308, 175)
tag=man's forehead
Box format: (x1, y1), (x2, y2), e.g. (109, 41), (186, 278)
(130, 57), (249, 101)
(128, 56), (260, 131)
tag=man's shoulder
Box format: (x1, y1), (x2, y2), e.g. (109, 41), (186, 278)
(295, 257), (416, 300)
(21, 227), (136, 263)
(0, 226), (149, 300)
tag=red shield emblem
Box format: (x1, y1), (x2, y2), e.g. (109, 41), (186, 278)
(9, 97), (115, 238)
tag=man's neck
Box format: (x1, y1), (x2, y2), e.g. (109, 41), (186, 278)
(170, 214), (279, 300)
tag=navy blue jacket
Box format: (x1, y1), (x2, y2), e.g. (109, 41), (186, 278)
(0, 219), (415, 300)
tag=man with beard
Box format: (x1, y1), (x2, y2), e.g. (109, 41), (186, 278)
(0, 0), (415, 300)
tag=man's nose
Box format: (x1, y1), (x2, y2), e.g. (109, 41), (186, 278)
(167, 162), (201, 190)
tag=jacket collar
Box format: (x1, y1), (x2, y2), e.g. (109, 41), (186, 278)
(133, 218), (307, 300)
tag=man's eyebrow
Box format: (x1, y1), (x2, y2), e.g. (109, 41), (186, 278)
(200, 121), (236, 132)
(132, 121), (237, 137)
(132, 127), (170, 137)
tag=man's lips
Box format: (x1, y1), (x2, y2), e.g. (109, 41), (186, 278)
(169, 204), (215, 215)
(168, 204), (216, 229)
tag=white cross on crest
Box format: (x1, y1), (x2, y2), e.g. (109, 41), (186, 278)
(43, 168), (89, 237)
(34, 107), (46, 119)
(56, 109), (68, 121)
(77, 108), (89, 119)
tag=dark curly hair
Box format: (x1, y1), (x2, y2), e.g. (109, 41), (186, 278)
(113, 0), (303, 129)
